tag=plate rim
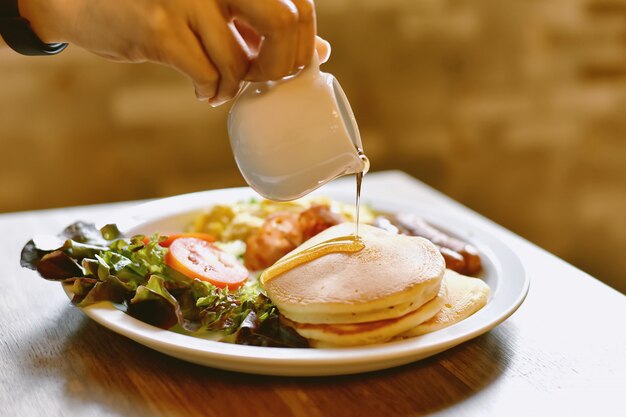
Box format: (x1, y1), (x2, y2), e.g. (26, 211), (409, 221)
(74, 185), (529, 375)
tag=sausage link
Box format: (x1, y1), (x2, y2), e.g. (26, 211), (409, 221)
(439, 246), (467, 274)
(393, 213), (482, 275)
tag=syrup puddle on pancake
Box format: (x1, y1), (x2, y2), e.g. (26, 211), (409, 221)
(260, 235), (364, 284)
(260, 150), (370, 285)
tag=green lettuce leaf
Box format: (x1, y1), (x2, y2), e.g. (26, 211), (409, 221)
(21, 221), (310, 348)
(61, 221), (117, 244)
(21, 221), (115, 275)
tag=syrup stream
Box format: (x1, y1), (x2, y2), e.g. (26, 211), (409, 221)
(260, 151), (370, 285)
(354, 149), (369, 238)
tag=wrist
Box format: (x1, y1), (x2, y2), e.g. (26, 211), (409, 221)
(18, 0), (70, 43)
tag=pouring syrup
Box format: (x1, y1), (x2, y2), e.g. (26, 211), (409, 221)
(260, 150), (369, 285)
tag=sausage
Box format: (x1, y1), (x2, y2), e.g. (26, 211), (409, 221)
(245, 205), (345, 271)
(439, 246), (467, 274)
(244, 212), (303, 271)
(394, 213), (482, 275)
(299, 204), (346, 241)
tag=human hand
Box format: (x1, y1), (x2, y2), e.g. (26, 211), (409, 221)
(19, 0), (329, 105)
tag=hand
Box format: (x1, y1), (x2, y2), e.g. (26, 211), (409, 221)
(19, 0), (328, 105)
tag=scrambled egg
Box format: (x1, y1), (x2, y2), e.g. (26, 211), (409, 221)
(191, 197), (375, 242)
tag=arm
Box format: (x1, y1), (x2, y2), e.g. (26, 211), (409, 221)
(15, 0), (326, 104)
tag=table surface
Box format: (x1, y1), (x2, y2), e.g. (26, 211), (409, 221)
(1, 171), (624, 417)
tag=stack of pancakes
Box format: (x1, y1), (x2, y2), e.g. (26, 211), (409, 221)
(263, 223), (490, 347)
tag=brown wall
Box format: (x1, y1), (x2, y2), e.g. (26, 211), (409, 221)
(1, 0), (625, 293)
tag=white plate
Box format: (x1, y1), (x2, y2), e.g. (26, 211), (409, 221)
(74, 186), (528, 376)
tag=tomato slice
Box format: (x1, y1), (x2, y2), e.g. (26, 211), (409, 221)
(142, 233), (215, 247)
(165, 237), (248, 289)
(158, 233), (215, 248)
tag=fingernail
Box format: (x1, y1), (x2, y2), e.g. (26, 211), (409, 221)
(195, 90), (209, 102)
(316, 38), (331, 63)
(209, 98), (228, 107)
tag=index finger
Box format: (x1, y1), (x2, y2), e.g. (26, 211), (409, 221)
(291, 0), (316, 70)
(224, 0), (300, 81)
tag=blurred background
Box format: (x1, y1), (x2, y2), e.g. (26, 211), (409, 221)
(0, 0), (624, 293)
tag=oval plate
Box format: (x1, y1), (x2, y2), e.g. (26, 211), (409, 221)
(73, 186), (528, 376)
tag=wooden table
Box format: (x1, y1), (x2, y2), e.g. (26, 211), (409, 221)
(1, 171), (624, 417)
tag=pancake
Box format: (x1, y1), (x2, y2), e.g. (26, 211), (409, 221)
(285, 280), (448, 347)
(401, 269), (491, 337)
(262, 223), (446, 324)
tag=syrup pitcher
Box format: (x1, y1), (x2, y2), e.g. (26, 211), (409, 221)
(228, 52), (368, 201)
